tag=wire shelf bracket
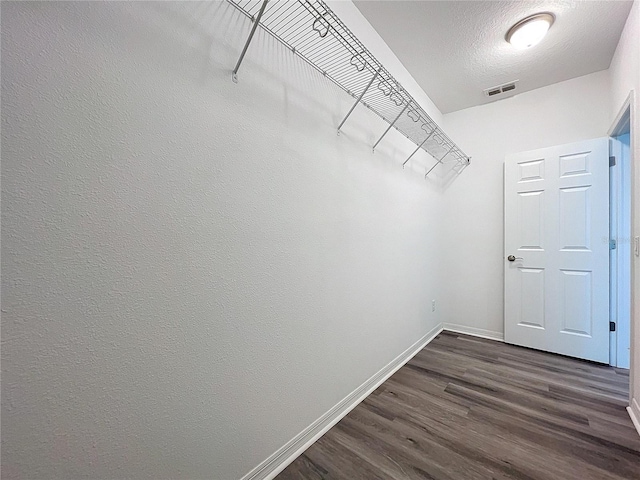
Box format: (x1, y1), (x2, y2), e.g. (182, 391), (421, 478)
(337, 67), (381, 135)
(373, 104), (408, 152)
(227, 0), (470, 176)
(232, 0), (269, 83)
(403, 129), (434, 168)
(425, 146), (455, 177)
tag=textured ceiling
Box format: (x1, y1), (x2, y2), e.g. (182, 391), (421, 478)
(354, 0), (633, 113)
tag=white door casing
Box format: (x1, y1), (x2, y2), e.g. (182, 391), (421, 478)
(610, 135), (632, 368)
(504, 138), (609, 363)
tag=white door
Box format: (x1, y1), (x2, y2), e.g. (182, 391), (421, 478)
(504, 138), (609, 363)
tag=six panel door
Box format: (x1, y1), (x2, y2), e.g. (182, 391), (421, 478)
(504, 138), (609, 363)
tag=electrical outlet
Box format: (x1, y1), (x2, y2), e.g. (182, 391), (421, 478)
(432, 300), (436, 312)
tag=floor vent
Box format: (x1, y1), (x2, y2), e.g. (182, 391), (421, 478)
(484, 80), (519, 98)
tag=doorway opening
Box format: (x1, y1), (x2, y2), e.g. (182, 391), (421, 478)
(609, 99), (632, 369)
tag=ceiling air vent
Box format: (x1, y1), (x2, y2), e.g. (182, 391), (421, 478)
(483, 80), (519, 98)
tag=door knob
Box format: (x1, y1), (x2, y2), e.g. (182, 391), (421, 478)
(507, 255), (523, 262)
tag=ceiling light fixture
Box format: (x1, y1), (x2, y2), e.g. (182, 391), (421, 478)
(506, 13), (555, 49)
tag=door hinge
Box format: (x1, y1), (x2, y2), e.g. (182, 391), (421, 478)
(610, 239), (617, 250)
(610, 321), (616, 332)
(609, 156), (616, 167)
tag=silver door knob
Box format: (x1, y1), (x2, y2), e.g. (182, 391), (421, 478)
(507, 255), (523, 262)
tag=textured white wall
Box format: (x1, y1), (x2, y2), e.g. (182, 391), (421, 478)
(609, 0), (640, 424)
(1, 2), (446, 479)
(441, 70), (612, 337)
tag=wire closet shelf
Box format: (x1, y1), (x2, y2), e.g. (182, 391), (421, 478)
(228, 0), (470, 176)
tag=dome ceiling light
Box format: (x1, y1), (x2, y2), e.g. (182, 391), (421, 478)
(506, 13), (555, 49)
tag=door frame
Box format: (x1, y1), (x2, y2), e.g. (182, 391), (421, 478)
(608, 89), (636, 405)
(609, 130), (631, 368)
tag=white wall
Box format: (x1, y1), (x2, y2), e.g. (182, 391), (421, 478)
(441, 70), (612, 337)
(609, 0), (640, 427)
(0, 2), (446, 479)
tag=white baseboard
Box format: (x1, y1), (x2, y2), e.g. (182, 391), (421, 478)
(442, 323), (504, 342)
(241, 322), (444, 480)
(628, 398), (640, 437)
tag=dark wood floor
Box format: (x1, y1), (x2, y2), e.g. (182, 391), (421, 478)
(277, 332), (640, 480)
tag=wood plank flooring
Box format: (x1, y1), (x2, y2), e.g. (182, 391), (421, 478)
(276, 332), (640, 480)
